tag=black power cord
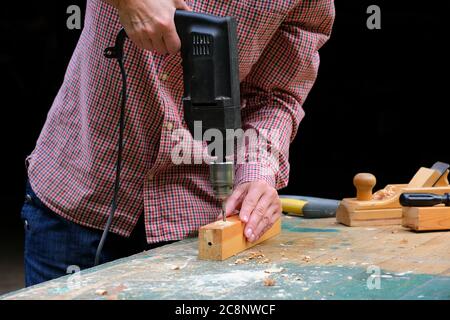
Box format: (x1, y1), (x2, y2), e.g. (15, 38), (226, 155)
(94, 29), (129, 266)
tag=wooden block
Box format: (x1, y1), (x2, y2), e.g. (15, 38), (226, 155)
(403, 206), (450, 231)
(198, 215), (281, 261)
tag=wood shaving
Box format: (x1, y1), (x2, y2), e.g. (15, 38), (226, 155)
(300, 255), (312, 262)
(247, 251), (265, 260)
(258, 258), (270, 264)
(234, 251), (265, 264)
(264, 267), (284, 273)
(263, 278), (276, 286)
(95, 289), (108, 296)
(325, 257), (338, 264)
(171, 266), (181, 270)
(372, 185), (397, 200)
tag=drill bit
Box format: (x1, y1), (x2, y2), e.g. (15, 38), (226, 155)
(222, 200), (227, 222)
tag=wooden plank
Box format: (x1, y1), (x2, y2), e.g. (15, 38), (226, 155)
(403, 207), (450, 231)
(198, 215), (281, 261)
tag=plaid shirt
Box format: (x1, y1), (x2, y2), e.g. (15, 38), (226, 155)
(27, 0), (334, 242)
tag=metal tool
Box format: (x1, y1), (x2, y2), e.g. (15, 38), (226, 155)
(400, 193), (450, 207)
(209, 162), (234, 221)
(431, 161), (450, 186)
(279, 195), (340, 218)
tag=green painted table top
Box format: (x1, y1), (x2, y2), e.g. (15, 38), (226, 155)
(2, 216), (450, 300)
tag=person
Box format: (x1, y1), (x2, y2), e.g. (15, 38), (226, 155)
(22, 0), (335, 286)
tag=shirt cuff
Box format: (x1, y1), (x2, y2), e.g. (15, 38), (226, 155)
(234, 162), (276, 188)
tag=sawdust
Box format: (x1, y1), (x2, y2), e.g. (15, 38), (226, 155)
(168, 258), (193, 270)
(234, 251), (266, 265)
(325, 257), (338, 265)
(263, 278), (276, 286)
(264, 267), (284, 274)
(248, 251), (265, 260)
(95, 289), (108, 296)
(258, 258), (270, 264)
(300, 255), (312, 263)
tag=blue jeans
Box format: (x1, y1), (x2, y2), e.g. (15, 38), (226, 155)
(21, 180), (173, 287)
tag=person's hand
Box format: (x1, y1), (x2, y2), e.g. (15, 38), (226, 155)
(107, 0), (191, 54)
(224, 180), (282, 242)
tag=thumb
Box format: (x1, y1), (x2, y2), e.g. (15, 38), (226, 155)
(175, 0), (192, 11)
(225, 184), (247, 216)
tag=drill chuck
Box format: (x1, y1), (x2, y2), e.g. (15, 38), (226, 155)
(209, 161), (234, 201)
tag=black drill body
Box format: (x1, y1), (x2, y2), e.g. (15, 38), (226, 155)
(175, 10), (241, 161)
(106, 10), (242, 146)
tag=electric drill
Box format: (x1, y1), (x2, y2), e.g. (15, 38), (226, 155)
(175, 10), (241, 220)
(104, 10), (241, 222)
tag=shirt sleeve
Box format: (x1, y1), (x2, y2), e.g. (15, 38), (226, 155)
(234, 0), (335, 190)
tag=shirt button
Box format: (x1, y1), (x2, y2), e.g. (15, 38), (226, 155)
(160, 73), (168, 81)
(165, 122), (174, 131)
(147, 173), (154, 180)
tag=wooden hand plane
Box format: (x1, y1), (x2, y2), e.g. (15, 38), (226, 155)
(336, 162), (450, 227)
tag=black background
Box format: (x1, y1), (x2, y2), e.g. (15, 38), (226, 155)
(0, 0), (449, 291)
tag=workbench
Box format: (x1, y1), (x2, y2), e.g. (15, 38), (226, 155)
(2, 216), (450, 300)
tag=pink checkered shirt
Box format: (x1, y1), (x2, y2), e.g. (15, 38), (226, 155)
(27, 0), (334, 242)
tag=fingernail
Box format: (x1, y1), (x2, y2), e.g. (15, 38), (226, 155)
(249, 234), (256, 242)
(245, 228), (253, 238)
(241, 215), (248, 223)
